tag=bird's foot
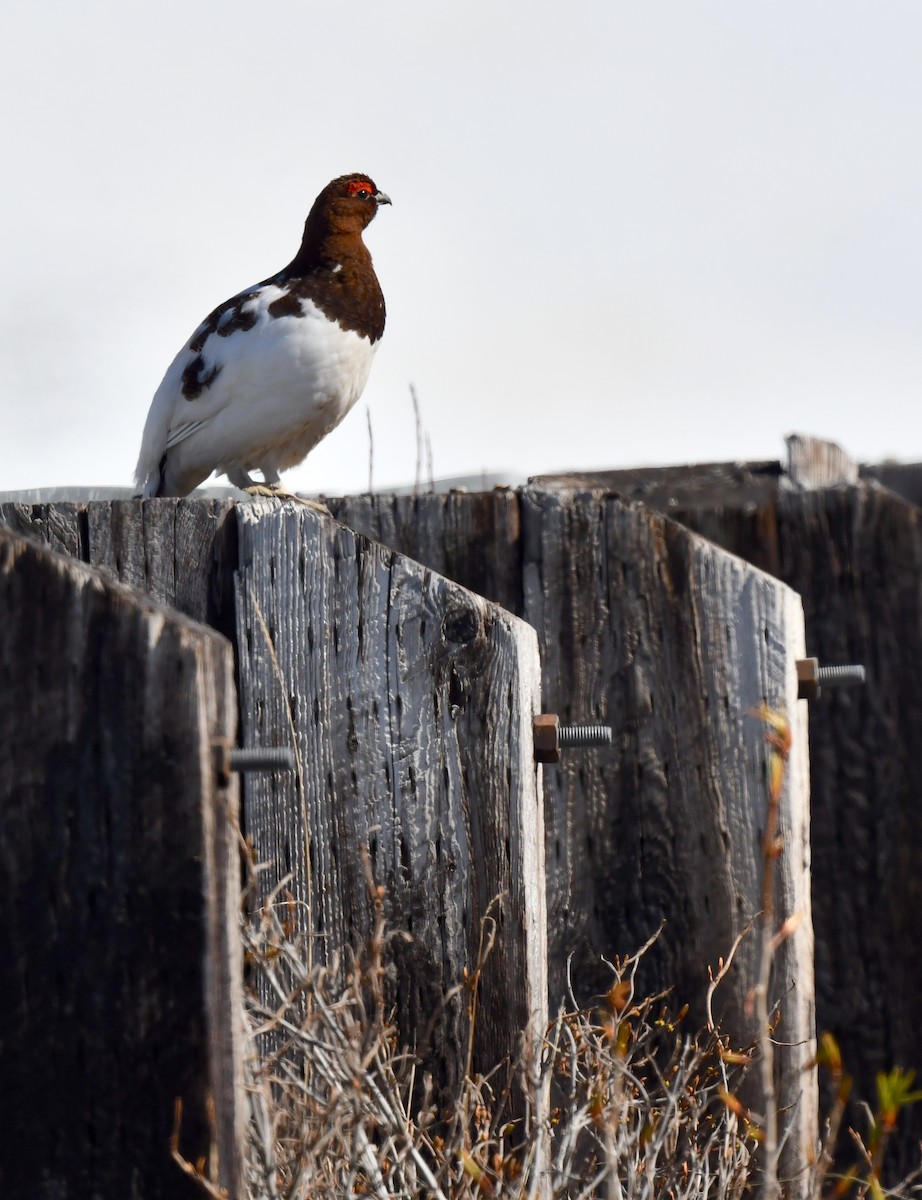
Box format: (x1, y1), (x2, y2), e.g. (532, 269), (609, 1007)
(242, 484), (330, 514)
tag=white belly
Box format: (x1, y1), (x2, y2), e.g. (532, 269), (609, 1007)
(160, 286), (377, 485)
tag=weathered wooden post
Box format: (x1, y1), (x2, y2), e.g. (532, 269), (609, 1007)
(520, 489), (815, 1186)
(234, 500), (547, 1095)
(331, 487), (818, 1187)
(0, 496), (238, 630)
(534, 438), (922, 1176)
(1, 497), (549, 1108)
(3, 489), (821, 1188)
(0, 523), (244, 1199)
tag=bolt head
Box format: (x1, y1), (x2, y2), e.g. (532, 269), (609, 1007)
(534, 713), (561, 764)
(796, 657), (820, 701)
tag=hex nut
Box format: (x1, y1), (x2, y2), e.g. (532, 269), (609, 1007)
(796, 657), (820, 701)
(534, 713), (561, 764)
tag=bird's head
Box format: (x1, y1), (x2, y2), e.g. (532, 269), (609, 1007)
(315, 173), (392, 234)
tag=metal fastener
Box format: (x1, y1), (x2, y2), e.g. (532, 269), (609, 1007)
(533, 714), (613, 763)
(796, 658), (866, 701)
(213, 738), (295, 784)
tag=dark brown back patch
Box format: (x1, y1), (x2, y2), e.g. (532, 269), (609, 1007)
(181, 289), (263, 400)
(189, 291), (259, 354)
(267, 290), (303, 319)
(181, 355), (221, 400)
(174, 170), (388, 406)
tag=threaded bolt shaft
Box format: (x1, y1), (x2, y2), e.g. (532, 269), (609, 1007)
(816, 665), (866, 688)
(559, 724), (613, 748)
(796, 658), (866, 700)
(228, 747), (296, 773)
(534, 715), (613, 762)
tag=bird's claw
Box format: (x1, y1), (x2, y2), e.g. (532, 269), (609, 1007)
(242, 484), (330, 515)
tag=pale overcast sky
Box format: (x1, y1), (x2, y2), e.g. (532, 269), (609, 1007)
(2, 1), (921, 494)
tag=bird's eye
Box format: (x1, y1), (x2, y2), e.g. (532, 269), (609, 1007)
(347, 180), (374, 199)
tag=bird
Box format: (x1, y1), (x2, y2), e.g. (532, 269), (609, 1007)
(135, 172), (391, 499)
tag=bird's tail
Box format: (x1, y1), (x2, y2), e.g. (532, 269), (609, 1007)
(135, 451), (168, 498)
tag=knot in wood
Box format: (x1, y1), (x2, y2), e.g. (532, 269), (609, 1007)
(442, 606), (481, 646)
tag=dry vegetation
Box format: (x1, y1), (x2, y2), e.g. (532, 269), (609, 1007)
(174, 875), (922, 1200)
(176, 710), (922, 1200)
(176, 870), (752, 1200)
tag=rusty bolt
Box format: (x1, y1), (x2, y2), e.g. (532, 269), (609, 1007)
(533, 715), (613, 763)
(796, 658), (866, 701)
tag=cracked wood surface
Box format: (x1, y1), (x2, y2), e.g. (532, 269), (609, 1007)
(333, 488), (817, 1187)
(0, 523), (243, 1200)
(234, 500), (547, 1097)
(3, 497), (548, 1101)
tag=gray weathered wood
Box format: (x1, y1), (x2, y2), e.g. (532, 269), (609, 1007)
(0, 497), (238, 629)
(334, 487), (818, 1183)
(608, 472), (922, 1177)
(521, 489), (816, 1173)
(86, 497), (238, 627)
(3, 493), (821, 1182)
(3, 496), (548, 1086)
(0, 525), (244, 1199)
(861, 459), (922, 507)
(327, 490), (525, 613)
(0, 499), (88, 558)
(233, 500), (547, 1095)
(774, 483), (922, 1177)
(535, 458), (922, 1177)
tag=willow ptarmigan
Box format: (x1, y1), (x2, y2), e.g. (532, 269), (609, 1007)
(135, 173), (390, 498)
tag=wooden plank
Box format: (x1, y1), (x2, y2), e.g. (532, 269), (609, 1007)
(0, 499), (87, 558)
(530, 458), (783, 499)
(234, 500), (546, 1096)
(0, 525), (244, 1199)
(519, 488), (815, 1174)
(0, 499), (238, 630)
(329, 490), (525, 614)
(861, 460), (922, 507)
(773, 484), (922, 1177)
(622, 472), (922, 1176)
(86, 498), (239, 630)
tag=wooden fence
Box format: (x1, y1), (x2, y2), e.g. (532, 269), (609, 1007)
(0, 467), (837, 1195)
(0, 523), (243, 1199)
(234, 501), (546, 1096)
(528, 437), (922, 1176)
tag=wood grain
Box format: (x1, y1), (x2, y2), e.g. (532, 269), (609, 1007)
(596, 467), (922, 1176)
(328, 490), (525, 614)
(336, 487), (817, 1178)
(0, 525), (244, 1198)
(520, 489), (815, 1163)
(234, 500), (547, 1097)
(2, 492), (824, 1181)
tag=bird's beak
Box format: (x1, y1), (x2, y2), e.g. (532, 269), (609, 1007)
(375, 191), (392, 206)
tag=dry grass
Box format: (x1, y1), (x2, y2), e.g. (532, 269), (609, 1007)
(173, 864), (922, 1200)
(172, 706), (922, 1199)
(177, 860), (755, 1200)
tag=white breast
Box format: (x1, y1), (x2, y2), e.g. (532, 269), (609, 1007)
(136, 284), (377, 494)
